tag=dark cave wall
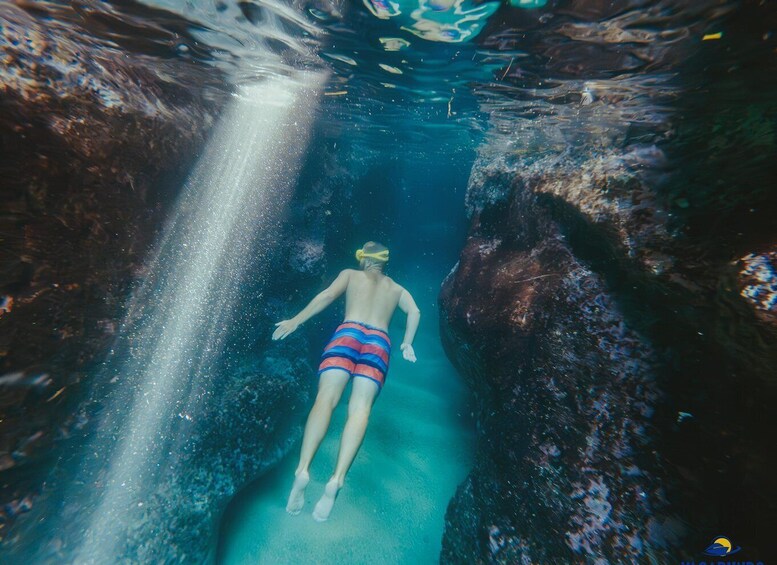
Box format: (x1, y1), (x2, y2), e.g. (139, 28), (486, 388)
(439, 2), (777, 561)
(440, 149), (674, 563)
(0, 1), (229, 535)
(439, 139), (777, 562)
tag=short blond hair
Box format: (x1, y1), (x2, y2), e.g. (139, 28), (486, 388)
(360, 241), (388, 270)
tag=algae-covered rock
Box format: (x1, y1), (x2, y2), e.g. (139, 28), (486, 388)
(440, 139), (777, 560)
(440, 160), (671, 562)
(0, 0), (225, 540)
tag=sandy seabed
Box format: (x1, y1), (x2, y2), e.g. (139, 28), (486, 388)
(218, 282), (475, 564)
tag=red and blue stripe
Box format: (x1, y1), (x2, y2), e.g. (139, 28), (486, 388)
(318, 320), (391, 390)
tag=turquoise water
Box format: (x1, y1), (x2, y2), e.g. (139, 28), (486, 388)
(3, 0), (777, 562)
(218, 278), (475, 564)
(211, 140), (479, 563)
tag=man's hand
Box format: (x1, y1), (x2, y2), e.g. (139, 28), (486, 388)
(400, 343), (416, 363)
(272, 319), (299, 340)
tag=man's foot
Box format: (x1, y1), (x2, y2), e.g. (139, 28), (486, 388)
(286, 470), (309, 515)
(312, 477), (343, 522)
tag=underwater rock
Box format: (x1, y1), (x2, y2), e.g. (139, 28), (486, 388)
(465, 145), (673, 272)
(441, 141), (777, 560)
(1, 341), (314, 563)
(440, 168), (670, 562)
(289, 238), (327, 274)
(111, 351), (313, 564)
(737, 249), (777, 325)
(0, 0), (225, 539)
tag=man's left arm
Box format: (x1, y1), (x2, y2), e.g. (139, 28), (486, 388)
(398, 288), (420, 362)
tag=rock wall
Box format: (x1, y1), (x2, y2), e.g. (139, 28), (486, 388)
(440, 1), (777, 559)
(439, 142), (777, 561)
(0, 0), (228, 537)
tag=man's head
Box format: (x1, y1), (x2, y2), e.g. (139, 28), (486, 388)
(355, 241), (389, 271)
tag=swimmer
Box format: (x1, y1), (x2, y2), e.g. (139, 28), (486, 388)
(273, 241), (420, 521)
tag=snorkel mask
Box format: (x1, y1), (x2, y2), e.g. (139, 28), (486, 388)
(355, 248), (389, 263)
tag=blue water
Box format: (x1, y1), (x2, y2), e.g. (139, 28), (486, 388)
(2, 0), (776, 562)
(217, 276), (475, 563)
(213, 138), (479, 563)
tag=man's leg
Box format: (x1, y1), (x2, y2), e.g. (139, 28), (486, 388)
(312, 377), (378, 521)
(286, 369), (349, 515)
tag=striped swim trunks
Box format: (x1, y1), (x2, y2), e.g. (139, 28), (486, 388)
(317, 320), (391, 391)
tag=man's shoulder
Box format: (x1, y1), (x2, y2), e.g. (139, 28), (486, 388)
(385, 276), (403, 291)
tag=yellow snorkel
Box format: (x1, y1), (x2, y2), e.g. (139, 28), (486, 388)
(355, 248), (389, 262)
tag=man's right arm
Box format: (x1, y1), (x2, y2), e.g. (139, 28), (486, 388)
(272, 269), (351, 340)
(398, 288), (420, 362)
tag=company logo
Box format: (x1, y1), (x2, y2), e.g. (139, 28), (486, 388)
(679, 535), (766, 565)
(704, 537), (741, 557)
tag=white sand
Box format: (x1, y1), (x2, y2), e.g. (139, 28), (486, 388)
(218, 291), (475, 564)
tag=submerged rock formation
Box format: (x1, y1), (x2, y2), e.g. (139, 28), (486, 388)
(440, 143), (777, 561)
(440, 149), (674, 562)
(0, 0), (229, 537)
(439, 1), (777, 561)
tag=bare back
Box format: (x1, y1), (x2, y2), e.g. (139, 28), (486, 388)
(342, 269), (403, 331)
